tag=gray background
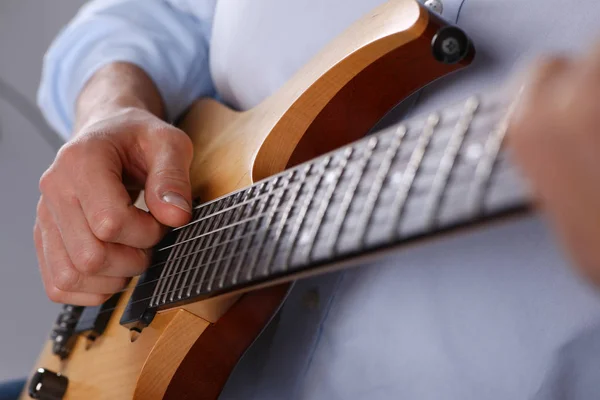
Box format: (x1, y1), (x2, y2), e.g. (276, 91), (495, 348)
(0, 0), (85, 382)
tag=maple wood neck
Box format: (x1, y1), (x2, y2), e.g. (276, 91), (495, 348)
(120, 87), (530, 328)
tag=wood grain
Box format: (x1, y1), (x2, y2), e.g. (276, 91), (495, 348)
(179, 0), (433, 200)
(19, 283), (209, 400)
(134, 310), (209, 400)
(163, 284), (291, 400)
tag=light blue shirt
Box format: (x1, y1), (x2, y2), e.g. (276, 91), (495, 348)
(37, 1), (600, 399)
(38, 0), (217, 138)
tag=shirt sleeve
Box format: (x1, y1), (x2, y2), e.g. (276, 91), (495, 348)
(37, 0), (217, 140)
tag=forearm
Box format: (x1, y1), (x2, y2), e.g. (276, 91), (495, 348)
(38, 0), (216, 140)
(74, 62), (166, 134)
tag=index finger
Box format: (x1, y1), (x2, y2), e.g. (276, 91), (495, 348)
(77, 155), (167, 249)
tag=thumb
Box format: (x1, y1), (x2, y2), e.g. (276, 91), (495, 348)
(143, 130), (194, 228)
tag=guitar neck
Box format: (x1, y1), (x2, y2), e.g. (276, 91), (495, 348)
(120, 88), (531, 327)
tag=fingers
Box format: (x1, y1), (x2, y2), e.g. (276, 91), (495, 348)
(142, 127), (195, 228)
(506, 48), (600, 285)
(511, 56), (571, 119)
(37, 199), (130, 291)
(78, 163), (167, 249)
(34, 214), (111, 307)
(33, 107), (194, 306)
(39, 179), (153, 277)
(45, 143), (166, 250)
(34, 109), (192, 306)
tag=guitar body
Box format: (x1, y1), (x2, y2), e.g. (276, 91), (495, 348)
(21, 1), (474, 399)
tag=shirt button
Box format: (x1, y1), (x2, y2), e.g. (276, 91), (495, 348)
(424, 0), (444, 14)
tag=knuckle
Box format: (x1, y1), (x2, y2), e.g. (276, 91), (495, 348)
(528, 56), (569, 90)
(53, 267), (81, 291)
(73, 245), (106, 275)
(90, 208), (124, 242)
(534, 56), (567, 74)
(173, 129), (193, 148)
(46, 285), (66, 304)
(36, 198), (43, 216)
(174, 132), (194, 159)
(154, 167), (190, 186)
(56, 141), (83, 161)
(114, 277), (130, 292)
(154, 126), (193, 155)
(132, 248), (151, 273)
(35, 199), (54, 227)
(33, 223), (40, 244)
(38, 168), (57, 194)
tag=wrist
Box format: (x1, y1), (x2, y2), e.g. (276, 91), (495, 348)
(73, 62), (166, 135)
(75, 96), (150, 131)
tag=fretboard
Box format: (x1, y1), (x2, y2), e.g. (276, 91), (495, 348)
(121, 89), (530, 325)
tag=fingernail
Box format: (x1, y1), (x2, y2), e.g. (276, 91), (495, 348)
(161, 192), (192, 214)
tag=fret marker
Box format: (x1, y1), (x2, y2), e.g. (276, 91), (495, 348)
(388, 113), (440, 239)
(465, 143), (483, 163)
(465, 96), (479, 112)
(390, 171), (403, 185)
(323, 170), (338, 184)
(422, 96), (479, 229)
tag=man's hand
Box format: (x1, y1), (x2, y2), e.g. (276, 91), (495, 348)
(34, 63), (194, 306)
(507, 44), (600, 286)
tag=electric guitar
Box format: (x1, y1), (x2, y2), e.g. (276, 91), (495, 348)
(21, 1), (531, 399)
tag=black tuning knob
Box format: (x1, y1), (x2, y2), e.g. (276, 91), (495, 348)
(27, 368), (68, 400)
(431, 26), (472, 64)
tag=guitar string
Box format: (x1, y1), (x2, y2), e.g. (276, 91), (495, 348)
(110, 155), (514, 298)
(155, 140), (511, 256)
(159, 99), (510, 240)
(162, 146), (410, 239)
(76, 110), (517, 305)
(81, 183), (524, 325)
(160, 174), (323, 250)
(148, 151), (514, 267)
(77, 155), (522, 323)
(73, 98), (516, 321)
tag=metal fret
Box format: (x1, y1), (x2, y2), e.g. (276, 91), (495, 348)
(204, 192), (251, 291)
(241, 176), (289, 281)
(424, 97), (479, 227)
(160, 201), (225, 305)
(167, 202), (227, 302)
(191, 195), (240, 295)
(258, 170), (305, 277)
(173, 205), (214, 300)
(122, 87), (536, 326)
(392, 113), (440, 236)
(229, 182), (274, 285)
(164, 210), (268, 249)
(467, 111), (510, 215)
(170, 197), (234, 301)
(355, 126), (406, 244)
(181, 199), (231, 300)
(217, 187), (262, 288)
(283, 160), (329, 269)
(330, 139), (375, 255)
(175, 197), (240, 299)
(307, 148), (353, 261)
(152, 206), (201, 304)
(150, 206), (204, 307)
(301, 148), (351, 262)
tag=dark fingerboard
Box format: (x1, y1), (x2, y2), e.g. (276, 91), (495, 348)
(121, 91), (530, 328)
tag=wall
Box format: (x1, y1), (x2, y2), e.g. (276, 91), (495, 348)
(0, 0), (85, 382)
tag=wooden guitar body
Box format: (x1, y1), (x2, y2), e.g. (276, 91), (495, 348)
(21, 1), (475, 399)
